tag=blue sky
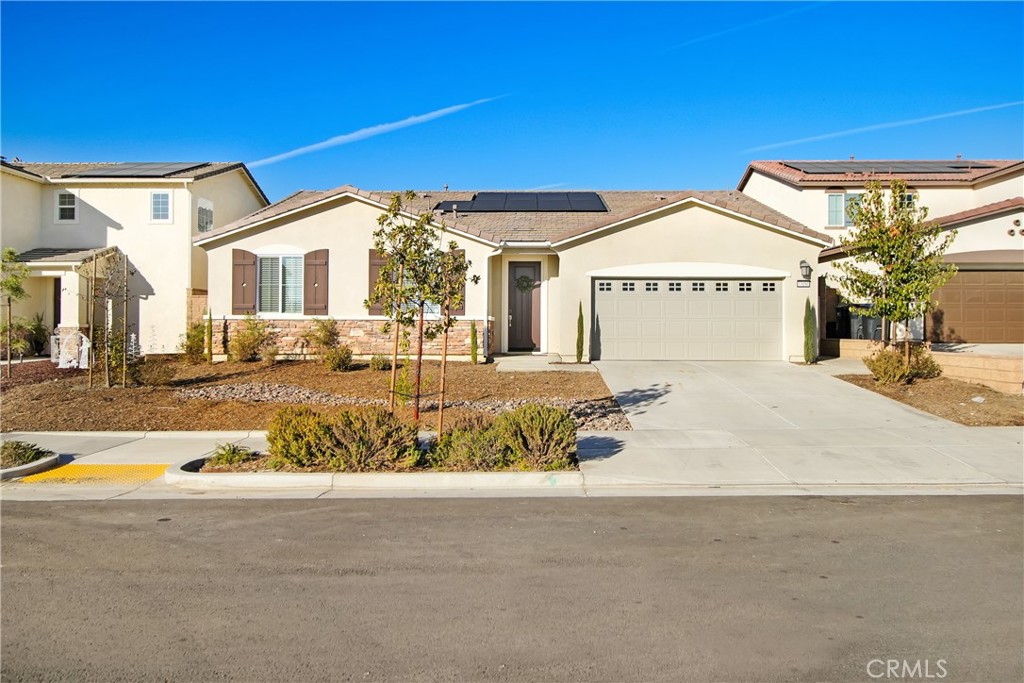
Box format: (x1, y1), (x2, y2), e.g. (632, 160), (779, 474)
(2, 1), (1022, 201)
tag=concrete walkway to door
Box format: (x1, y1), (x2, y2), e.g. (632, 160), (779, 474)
(580, 361), (1023, 493)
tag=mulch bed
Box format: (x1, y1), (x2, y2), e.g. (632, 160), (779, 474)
(838, 374), (1023, 427)
(0, 361), (84, 394)
(0, 359), (629, 432)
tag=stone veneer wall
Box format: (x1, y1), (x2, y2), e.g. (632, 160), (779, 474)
(216, 318), (494, 360)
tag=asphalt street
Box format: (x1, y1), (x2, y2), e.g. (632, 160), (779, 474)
(2, 496), (1021, 682)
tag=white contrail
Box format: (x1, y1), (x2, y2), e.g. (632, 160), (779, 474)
(249, 96), (503, 167)
(745, 101), (1024, 153)
(662, 2), (822, 52)
(526, 183), (567, 191)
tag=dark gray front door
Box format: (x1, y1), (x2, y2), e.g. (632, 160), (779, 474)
(509, 262), (540, 351)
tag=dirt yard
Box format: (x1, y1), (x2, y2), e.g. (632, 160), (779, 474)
(839, 374), (1024, 427)
(0, 358), (627, 432)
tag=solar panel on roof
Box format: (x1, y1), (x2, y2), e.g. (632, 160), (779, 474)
(537, 193), (571, 211)
(69, 162), (206, 178)
(567, 192), (607, 211)
(432, 191), (608, 213)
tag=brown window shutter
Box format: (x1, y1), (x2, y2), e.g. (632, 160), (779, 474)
(303, 249), (329, 315)
(367, 249), (385, 316)
(232, 249), (257, 315)
(453, 249), (467, 316)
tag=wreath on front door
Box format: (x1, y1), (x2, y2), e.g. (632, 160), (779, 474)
(515, 275), (537, 293)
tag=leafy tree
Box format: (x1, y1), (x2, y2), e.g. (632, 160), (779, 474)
(1, 248), (31, 378)
(366, 192), (443, 416)
(433, 243), (479, 433)
(830, 179), (957, 362)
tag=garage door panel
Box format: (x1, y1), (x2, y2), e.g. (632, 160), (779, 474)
(594, 277), (782, 360)
(931, 270), (1024, 343)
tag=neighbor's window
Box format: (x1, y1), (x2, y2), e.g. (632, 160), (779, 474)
(844, 193), (862, 227)
(899, 192), (916, 209)
(56, 191), (77, 222)
(197, 198), (214, 232)
(258, 255), (303, 314)
(827, 193), (844, 226)
(151, 191), (172, 222)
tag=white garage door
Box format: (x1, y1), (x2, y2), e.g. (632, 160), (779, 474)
(593, 278), (782, 360)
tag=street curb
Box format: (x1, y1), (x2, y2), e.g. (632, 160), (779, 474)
(0, 453), (69, 481)
(164, 457), (584, 490)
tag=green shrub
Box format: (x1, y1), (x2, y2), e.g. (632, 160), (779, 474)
(863, 346), (910, 385)
(260, 344), (279, 367)
(394, 356), (412, 405)
(909, 344), (942, 380)
(369, 354), (391, 371)
(430, 421), (507, 471)
(228, 315), (275, 362)
(303, 318), (340, 354)
(328, 407), (420, 472)
(323, 345), (353, 372)
(266, 406), (333, 468)
(205, 310), (214, 363)
(576, 302), (584, 363)
(0, 318), (31, 357)
(469, 323), (479, 364)
(1, 440), (55, 469)
(181, 321), (207, 364)
(493, 404), (577, 471)
(803, 298), (817, 364)
(207, 442), (259, 466)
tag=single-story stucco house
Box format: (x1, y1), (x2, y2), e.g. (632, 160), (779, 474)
(194, 186), (834, 362)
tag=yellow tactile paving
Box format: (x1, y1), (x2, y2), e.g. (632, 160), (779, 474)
(21, 464), (169, 485)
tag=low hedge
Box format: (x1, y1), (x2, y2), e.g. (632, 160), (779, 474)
(266, 405), (577, 472)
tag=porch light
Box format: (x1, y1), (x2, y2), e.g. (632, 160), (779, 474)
(799, 260), (812, 279)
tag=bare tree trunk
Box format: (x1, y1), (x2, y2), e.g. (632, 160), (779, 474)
(413, 301), (425, 423)
(5, 296), (11, 379)
(904, 319), (911, 366)
(104, 301), (111, 388)
(88, 257), (96, 389)
(437, 304), (450, 435)
(122, 255), (128, 388)
(387, 264), (403, 413)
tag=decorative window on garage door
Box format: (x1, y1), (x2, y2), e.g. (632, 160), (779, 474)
(739, 282), (752, 292)
(692, 282), (705, 292)
(621, 282), (635, 292)
(669, 282), (682, 292)
(762, 282), (776, 292)
(715, 282), (729, 292)
(645, 282), (659, 292)
(597, 281), (611, 292)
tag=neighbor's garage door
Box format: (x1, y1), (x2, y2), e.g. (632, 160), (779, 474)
(930, 270), (1024, 343)
(593, 278), (782, 360)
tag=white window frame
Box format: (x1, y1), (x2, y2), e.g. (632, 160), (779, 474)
(826, 192), (844, 227)
(257, 254), (304, 316)
(844, 193), (862, 227)
(197, 197), (214, 233)
(54, 190), (78, 224)
(150, 190), (173, 224)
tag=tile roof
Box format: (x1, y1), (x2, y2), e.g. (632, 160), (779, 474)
(739, 159), (1023, 188)
(926, 196), (1024, 228)
(198, 186), (831, 246)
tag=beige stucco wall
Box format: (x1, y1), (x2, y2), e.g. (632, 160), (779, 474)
(0, 171), (43, 253)
(190, 170), (268, 295)
(973, 172), (1024, 206)
(553, 202), (824, 361)
(202, 196), (492, 325)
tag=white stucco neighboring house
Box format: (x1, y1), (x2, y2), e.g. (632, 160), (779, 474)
(0, 160), (268, 354)
(195, 186), (833, 362)
(738, 159), (1024, 344)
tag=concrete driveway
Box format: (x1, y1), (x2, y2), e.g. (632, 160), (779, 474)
(582, 361), (1023, 490)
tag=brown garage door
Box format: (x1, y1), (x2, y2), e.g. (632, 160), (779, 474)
(929, 271), (1023, 343)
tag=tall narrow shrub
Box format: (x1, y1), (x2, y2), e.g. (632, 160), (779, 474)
(205, 310), (213, 363)
(803, 298), (817, 364)
(469, 322), (479, 365)
(575, 302), (584, 363)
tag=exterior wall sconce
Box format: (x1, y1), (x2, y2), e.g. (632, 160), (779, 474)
(799, 260), (812, 279)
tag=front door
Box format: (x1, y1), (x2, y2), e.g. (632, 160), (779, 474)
(508, 262), (541, 351)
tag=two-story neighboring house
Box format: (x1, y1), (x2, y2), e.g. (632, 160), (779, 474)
(0, 160), (268, 354)
(738, 160), (1024, 345)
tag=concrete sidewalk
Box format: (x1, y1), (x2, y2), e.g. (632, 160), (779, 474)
(2, 426), (1021, 500)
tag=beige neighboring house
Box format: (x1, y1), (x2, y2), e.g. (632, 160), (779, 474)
(0, 160), (268, 354)
(739, 160), (1024, 344)
(195, 186), (832, 362)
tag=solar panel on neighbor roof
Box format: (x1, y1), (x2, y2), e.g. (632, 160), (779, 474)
(71, 162), (206, 178)
(782, 160), (996, 175)
(432, 191), (608, 213)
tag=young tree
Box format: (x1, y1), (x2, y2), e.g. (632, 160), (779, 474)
(830, 179), (957, 362)
(433, 243), (478, 433)
(366, 192), (441, 415)
(1, 248), (31, 378)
